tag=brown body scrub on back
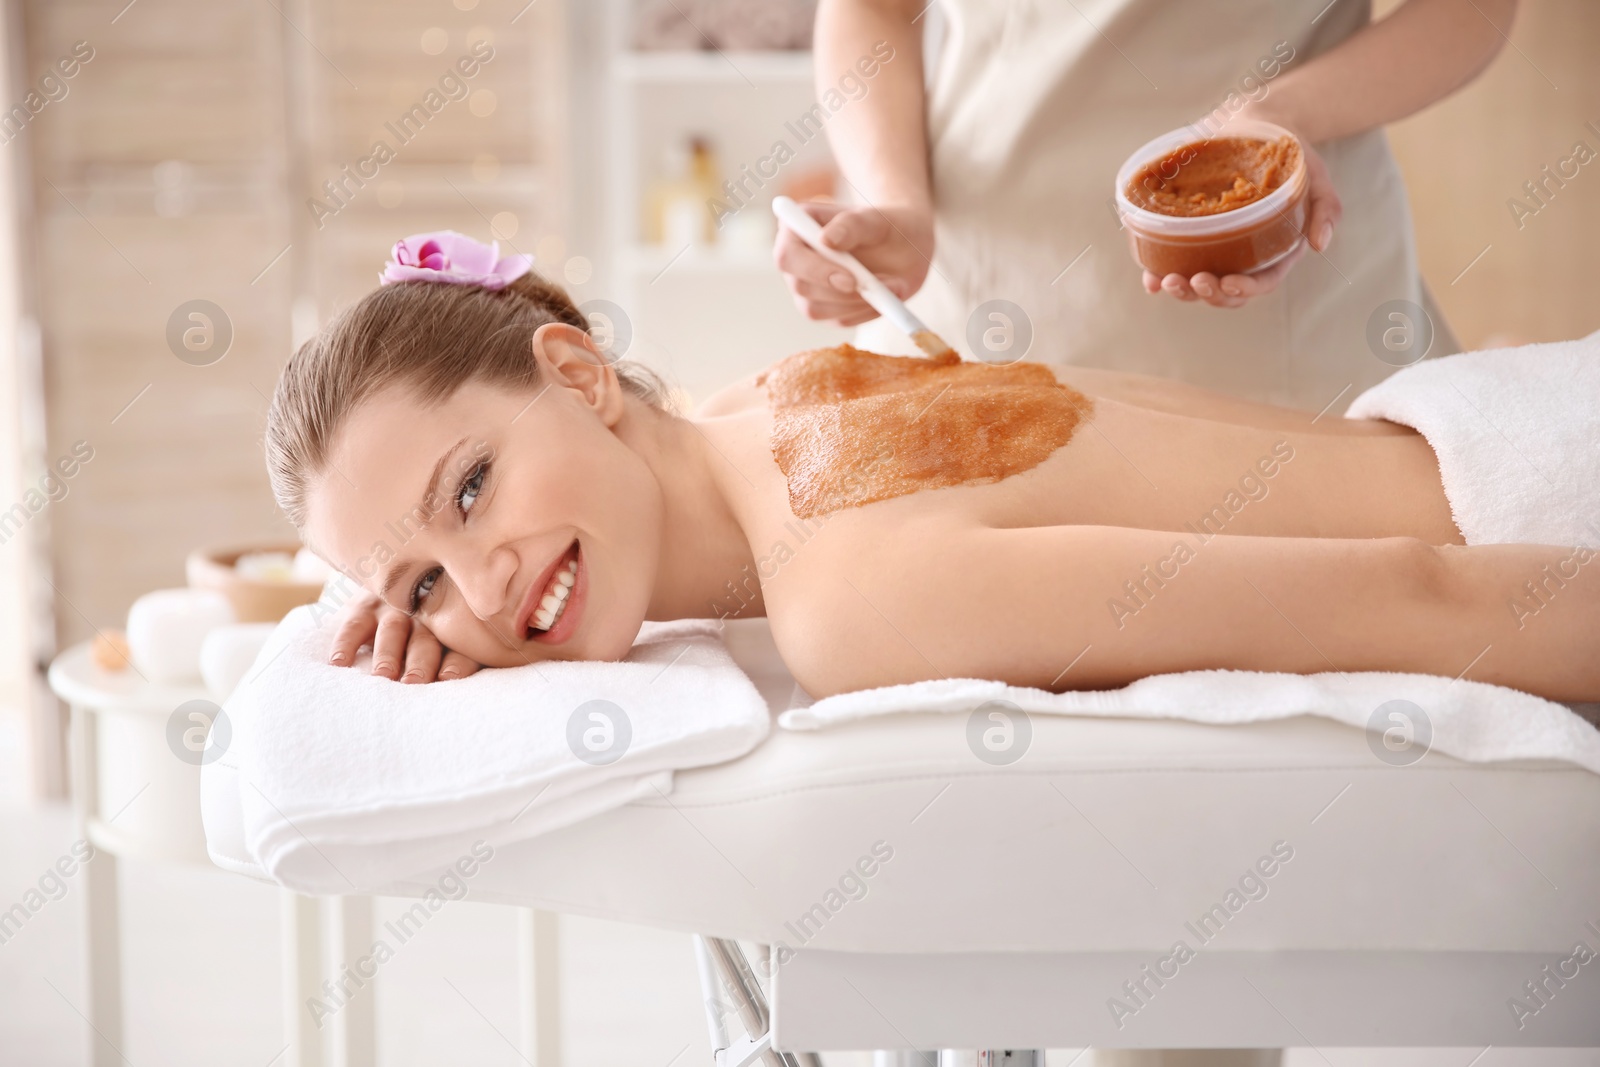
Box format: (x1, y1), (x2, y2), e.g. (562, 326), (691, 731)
(755, 345), (1093, 519)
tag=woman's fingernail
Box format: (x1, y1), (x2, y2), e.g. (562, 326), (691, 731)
(329, 651), (348, 665)
(830, 272), (854, 292)
(1194, 280), (1212, 296)
(1318, 222), (1332, 249)
(1222, 283), (1242, 296)
(439, 669), (458, 680)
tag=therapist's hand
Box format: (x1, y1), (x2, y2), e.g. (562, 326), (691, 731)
(329, 588), (482, 683)
(774, 200), (934, 326)
(1143, 141), (1342, 309)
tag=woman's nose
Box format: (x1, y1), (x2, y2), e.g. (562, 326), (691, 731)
(446, 544), (517, 623)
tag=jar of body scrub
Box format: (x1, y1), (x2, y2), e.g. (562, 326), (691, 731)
(1114, 119), (1309, 279)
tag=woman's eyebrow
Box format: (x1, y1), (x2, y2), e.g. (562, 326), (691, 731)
(375, 434), (469, 605)
(378, 562), (413, 609)
(417, 435), (470, 525)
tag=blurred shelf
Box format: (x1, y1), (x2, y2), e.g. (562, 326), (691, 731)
(614, 50), (813, 84)
(618, 242), (778, 275)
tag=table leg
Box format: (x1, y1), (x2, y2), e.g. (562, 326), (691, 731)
(282, 890), (324, 1067)
(330, 895), (376, 1067)
(82, 846), (123, 1067)
(518, 908), (562, 1065)
(70, 704), (124, 1067)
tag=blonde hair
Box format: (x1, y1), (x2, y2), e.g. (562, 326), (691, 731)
(265, 272), (669, 528)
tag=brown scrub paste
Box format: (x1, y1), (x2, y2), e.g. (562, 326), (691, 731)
(755, 344), (1093, 519)
(1126, 135), (1301, 217)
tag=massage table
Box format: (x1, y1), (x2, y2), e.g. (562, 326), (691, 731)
(202, 617), (1600, 1060)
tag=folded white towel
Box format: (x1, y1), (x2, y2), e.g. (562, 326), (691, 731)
(1345, 330), (1600, 547)
(212, 604), (770, 892)
(783, 337), (1600, 773)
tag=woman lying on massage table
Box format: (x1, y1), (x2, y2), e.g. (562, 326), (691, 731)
(264, 237), (1599, 704)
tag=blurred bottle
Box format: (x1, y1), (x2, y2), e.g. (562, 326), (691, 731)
(646, 135), (721, 247)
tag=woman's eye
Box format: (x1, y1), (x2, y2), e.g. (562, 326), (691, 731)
(457, 462), (487, 514)
(409, 567), (442, 613)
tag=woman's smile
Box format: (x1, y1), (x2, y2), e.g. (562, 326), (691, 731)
(519, 538), (584, 644)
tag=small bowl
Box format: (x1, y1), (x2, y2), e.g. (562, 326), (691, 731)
(186, 544), (325, 623)
(1114, 119), (1308, 279)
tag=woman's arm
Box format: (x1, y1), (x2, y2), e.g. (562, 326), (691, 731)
(1239, 0), (1518, 145)
(803, 523), (1597, 702)
(773, 0), (936, 325)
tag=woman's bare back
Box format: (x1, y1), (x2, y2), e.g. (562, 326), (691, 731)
(681, 352), (1600, 704)
(693, 355), (1461, 565)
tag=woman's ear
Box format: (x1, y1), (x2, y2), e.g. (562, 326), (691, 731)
(530, 322), (625, 422)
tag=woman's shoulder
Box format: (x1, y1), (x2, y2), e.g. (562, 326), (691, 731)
(693, 369), (768, 417)
(691, 343), (883, 417)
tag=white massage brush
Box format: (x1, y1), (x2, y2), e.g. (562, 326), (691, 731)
(771, 195), (958, 360)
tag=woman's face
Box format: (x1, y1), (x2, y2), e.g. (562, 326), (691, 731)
(303, 324), (664, 666)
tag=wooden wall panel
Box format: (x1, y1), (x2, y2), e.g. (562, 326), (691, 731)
(301, 0), (568, 318)
(27, 0), (291, 644)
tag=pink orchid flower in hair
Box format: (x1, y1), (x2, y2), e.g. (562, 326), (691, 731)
(379, 229), (534, 289)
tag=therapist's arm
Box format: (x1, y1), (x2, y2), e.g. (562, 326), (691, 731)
(1156, 0), (1518, 310)
(773, 0), (936, 326)
(1239, 0), (1518, 146)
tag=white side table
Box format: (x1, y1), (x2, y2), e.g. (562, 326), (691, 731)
(48, 642), (563, 1066)
(47, 642), (376, 1067)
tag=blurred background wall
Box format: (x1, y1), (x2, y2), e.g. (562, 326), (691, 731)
(0, 0), (1596, 795)
(1378, 0), (1600, 349)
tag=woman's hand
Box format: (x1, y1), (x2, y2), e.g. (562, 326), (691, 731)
(328, 588), (482, 683)
(773, 200), (934, 326)
(1143, 140), (1342, 309)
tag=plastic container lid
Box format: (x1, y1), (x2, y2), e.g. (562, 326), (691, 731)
(1114, 119), (1307, 237)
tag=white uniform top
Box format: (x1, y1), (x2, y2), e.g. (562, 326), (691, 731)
(853, 0), (1449, 411)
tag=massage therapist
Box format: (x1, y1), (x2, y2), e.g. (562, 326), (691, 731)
(775, 0), (1515, 409)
